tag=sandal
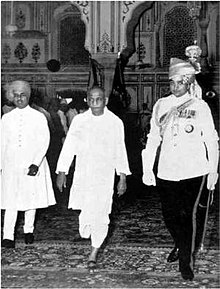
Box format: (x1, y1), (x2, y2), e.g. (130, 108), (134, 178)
(87, 260), (97, 269)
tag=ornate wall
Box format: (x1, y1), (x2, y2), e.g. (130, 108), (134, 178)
(1, 1), (219, 108)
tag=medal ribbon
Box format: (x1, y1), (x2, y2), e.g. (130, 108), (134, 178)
(155, 98), (195, 137)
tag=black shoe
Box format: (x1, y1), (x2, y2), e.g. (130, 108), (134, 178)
(24, 233), (34, 244)
(2, 239), (15, 248)
(181, 267), (194, 281)
(167, 247), (179, 263)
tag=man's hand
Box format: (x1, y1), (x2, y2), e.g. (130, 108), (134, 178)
(117, 174), (127, 197)
(27, 164), (39, 176)
(207, 172), (218, 190)
(56, 172), (66, 192)
(142, 169), (156, 186)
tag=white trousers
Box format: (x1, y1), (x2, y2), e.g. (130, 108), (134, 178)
(3, 209), (36, 240)
(79, 211), (109, 248)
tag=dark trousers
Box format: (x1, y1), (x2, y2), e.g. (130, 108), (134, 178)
(158, 176), (209, 271)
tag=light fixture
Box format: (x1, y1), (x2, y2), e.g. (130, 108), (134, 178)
(5, 1), (18, 37)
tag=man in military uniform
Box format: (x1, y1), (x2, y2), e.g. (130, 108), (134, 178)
(142, 51), (219, 280)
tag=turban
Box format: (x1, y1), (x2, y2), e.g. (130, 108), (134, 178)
(10, 80), (31, 97)
(169, 58), (202, 99)
(169, 58), (196, 80)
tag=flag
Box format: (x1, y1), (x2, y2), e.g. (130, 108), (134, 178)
(107, 56), (130, 116)
(88, 56), (103, 89)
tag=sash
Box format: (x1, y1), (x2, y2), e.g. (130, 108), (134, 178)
(155, 98), (195, 137)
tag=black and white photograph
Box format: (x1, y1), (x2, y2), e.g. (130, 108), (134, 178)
(1, 1), (219, 288)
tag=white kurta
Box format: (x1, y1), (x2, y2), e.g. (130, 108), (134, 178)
(142, 93), (219, 181)
(1, 106), (55, 210)
(56, 108), (131, 217)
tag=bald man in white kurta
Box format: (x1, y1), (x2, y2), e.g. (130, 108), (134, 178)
(57, 107), (130, 241)
(56, 87), (131, 267)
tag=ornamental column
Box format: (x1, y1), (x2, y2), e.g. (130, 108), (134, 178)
(198, 2), (210, 73)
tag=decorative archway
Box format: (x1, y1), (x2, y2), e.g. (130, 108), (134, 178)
(121, 1), (154, 64)
(51, 2), (90, 64)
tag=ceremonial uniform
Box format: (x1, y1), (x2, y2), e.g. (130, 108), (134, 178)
(147, 92), (217, 181)
(142, 56), (219, 281)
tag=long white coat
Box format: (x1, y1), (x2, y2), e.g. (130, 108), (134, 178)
(1, 106), (55, 210)
(56, 108), (131, 218)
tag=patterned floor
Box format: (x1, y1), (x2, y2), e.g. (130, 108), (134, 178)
(1, 178), (219, 288)
(1, 243), (219, 288)
(1, 116), (219, 288)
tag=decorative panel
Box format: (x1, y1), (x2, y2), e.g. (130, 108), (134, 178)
(59, 16), (89, 65)
(124, 73), (140, 82)
(32, 75), (48, 82)
(157, 83), (170, 100)
(126, 85), (139, 113)
(98, 32), (113, 53)
(141, 74), (155, 82)
(142, 85), (154, 111)
(1, 70), (90, 91)
(38, 2), (48, 32)
(163, 6), (196, 66)
(49, 73), (89, 83)
(124, 71), (171, 113)
(128, 31), (155, 67)
(141, 8), (154, 32)
(1, 31), (48, 64)
(156, 73), (169, 82)
(2, 74), (38, 83)
(14, 3), (31, 30)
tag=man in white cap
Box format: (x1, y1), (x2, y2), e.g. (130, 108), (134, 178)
(1, 80), (56, 248)
(142, 53), (219, 280)
(56, 86), (131, 269)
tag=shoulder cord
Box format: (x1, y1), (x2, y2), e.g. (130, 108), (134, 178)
(155, 98), (196, 137)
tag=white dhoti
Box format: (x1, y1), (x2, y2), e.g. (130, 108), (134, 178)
(56, 108), (131, 248)
(79, 210), (110, 248)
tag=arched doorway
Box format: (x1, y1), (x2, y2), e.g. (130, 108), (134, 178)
(51, 2), (89, 65)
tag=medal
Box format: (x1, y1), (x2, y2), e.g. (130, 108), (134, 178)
(185, 124), (194, 133)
